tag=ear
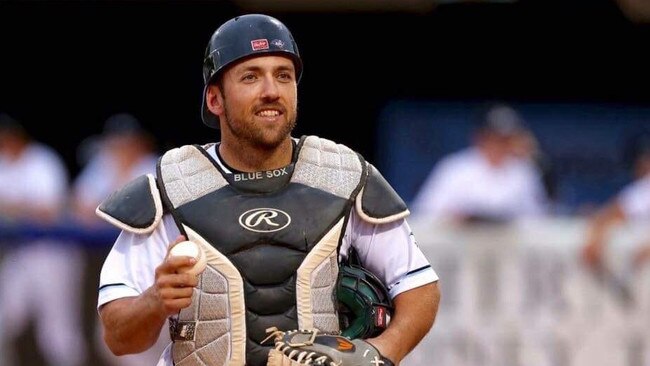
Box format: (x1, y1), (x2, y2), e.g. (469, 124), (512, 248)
(205, 84), (224, 117)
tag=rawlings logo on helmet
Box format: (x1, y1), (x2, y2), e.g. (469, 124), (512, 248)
(251, 39), (269, 51)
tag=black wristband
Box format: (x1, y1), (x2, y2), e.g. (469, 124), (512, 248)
(381, 356), (395, 366)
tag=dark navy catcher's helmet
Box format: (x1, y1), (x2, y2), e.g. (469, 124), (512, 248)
(201, 14), (303, 129)
(336, 248), (394, 339)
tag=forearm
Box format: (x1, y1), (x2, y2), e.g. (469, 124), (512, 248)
(99, 289), (169, 355)
(0, 202), (59, 222)
(99, 241), (197, 355)
(368, 282), (440, 364)
(586, 203), (626, 244)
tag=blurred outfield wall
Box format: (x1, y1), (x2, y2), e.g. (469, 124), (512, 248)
(404, 215), (650, 366)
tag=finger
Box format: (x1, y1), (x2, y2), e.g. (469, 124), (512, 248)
(173, 234), (187, 244)
(158, 285), (195, 300)
(158, 255), (197, 275)
(161, 297), (194, 313)
(168, 255), (197, 268)
(157, 271), (199, 288)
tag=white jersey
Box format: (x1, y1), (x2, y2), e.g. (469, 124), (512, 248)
(0, 143), (68, 210)
(411, 146), (548, 221)
(97, 145), (438, 365)
(618, 174), (650, 220)
(0, 142), (87, 366)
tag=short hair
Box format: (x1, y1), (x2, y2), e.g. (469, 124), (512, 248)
(474, 102), (526, 136)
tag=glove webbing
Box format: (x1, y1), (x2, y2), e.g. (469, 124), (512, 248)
(265, 327), (341, 366)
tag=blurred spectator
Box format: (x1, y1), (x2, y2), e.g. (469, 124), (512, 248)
(582, 128), (650, 270)
(0, 113), (87, 366)
(69, 112), (169, 366)
(410, 102), (550, 224)
(510, 125), (559, 207)
(71, 112), (159, 226)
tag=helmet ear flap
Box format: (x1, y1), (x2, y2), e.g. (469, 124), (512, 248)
(203, 55), (216, 84)
(337, 248), (393, 339)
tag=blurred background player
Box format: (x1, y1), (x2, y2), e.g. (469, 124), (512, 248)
(0, 113), (87, 366)
(71, 112), (159, 226)
(582, 127), (650, 271)
(509, 122), (559, 210)
(410, 102), (550, 224)
(69, 112), (169, 366)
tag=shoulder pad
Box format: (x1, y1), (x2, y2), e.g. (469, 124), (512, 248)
(95, 174), (163, 234)
(355, 164), (409, 224)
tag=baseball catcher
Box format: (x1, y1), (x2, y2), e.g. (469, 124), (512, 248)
(95, 12), (440, 366)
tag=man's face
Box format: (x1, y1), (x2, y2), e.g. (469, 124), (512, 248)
(475, 131), (516, 166)
(217, 55), (298, 149)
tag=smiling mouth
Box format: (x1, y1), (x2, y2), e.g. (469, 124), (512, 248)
(257, 110), (280, 117)
(256, 109), (282, 118)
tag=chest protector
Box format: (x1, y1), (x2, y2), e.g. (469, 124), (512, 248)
(158, 136), (366, 366)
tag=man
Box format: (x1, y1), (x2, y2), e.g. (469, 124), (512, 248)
(582, 129), (650, 270)
(0, 113), (87, 366)
(96, 14), (440, 366)
(71, 112), (159, 227)
(410, 102), (550, 224)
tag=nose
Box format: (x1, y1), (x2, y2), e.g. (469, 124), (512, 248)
(260, 75), (280, 101)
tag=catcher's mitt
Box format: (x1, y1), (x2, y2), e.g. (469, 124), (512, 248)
(264, 327), (394, 366)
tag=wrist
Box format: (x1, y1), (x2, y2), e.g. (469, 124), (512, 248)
(366, 337), (398, 365)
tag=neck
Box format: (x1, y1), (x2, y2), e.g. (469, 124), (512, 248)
(219, 138), (293, 172)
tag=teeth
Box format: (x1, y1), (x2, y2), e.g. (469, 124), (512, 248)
(258, 110), (280, 117)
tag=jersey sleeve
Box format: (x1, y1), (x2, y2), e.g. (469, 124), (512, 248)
(97, 214), (180, 309)
(618, 176), (650, 220)
(341, 209), (438, 299)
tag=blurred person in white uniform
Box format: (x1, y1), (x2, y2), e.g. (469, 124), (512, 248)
(71, 113), (159, 227)
(0, 113), (87, 366)
(578, 128), (650, 366)
(410, 102), (550, 224)
(69, 112), (169, 366)
(582, 130), (650, 270)
(410, 104), (555, 366)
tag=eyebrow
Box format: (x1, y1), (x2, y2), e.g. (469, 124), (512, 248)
(237, 63), (295, 74)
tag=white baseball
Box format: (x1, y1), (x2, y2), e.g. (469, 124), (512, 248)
(169, 240), (207, 276)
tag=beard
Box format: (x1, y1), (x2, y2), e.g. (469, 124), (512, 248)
(222, 103), (297, 151)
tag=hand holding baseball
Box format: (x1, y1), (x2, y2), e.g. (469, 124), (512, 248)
(168, 240), (207, 276)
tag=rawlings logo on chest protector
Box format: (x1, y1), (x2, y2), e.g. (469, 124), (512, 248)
(238, 208), (291, 233)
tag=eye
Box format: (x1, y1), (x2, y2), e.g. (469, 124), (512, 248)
(277, 72), (293, 82)
(241, 74), (257, 83)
